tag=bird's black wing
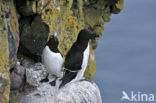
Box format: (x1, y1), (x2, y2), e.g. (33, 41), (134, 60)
(59, 51), (83, 88)
(64, 46), (83, 71)
(59, 44), (84, 88)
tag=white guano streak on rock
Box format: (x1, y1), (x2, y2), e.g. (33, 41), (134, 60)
(90, 54), (95, 61)
(26, 63), (47, 86)
(20, 81), (102, 103)
(57, 7), (60, 10)
(0, 72), (7, 79)
(54, 32), (57, 36)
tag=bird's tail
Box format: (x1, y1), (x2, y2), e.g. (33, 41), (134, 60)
(59, 70), (77, 88)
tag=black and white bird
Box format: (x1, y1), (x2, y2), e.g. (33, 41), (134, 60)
(59, 29), (99, 88)
(41, 35), (64, 86)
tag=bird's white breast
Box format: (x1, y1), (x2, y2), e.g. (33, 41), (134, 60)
(42, 46), (64, 77)
(81, 43), (90, 71)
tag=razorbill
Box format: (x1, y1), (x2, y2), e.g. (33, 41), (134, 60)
(59, 29), (99, 88)
(41, 35), (64, 86)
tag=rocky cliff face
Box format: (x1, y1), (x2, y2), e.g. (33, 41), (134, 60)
(0, 0), (124, 102)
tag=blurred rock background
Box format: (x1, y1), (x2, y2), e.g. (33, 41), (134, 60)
(0, 0), (124, 102)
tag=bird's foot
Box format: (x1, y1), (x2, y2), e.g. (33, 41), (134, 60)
(40, 74), (49, 82)
(40, 78), (49, 82)
(49, 80), (56, 86)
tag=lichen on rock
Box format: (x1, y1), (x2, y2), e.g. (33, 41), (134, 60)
(0, 0), (19, 102)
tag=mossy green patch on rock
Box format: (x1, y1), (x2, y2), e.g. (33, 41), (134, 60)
(0, 0), (10, 102)
(38, 0), (79, 57)
(15, 0), (37, 16)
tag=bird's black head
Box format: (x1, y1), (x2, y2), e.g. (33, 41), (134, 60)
(46, 35), (59, 53)
(78, 29), (99, 41)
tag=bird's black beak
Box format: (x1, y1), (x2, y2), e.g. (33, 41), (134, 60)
(95, 33), (99, 38)
(91, 32), (99, 39)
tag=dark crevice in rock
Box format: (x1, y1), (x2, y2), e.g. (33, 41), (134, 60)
(17, 13), (49, 62)
(8, 25), (16, 60)
(18, 43), (42, 62)
(15, 0), (36, 16)
(15, 0), (44, 62)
